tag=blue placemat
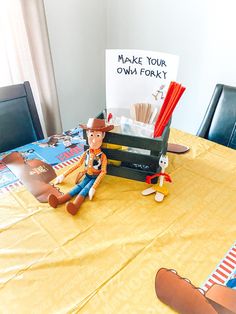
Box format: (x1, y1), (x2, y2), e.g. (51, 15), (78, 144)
(0, 127), (85, 190)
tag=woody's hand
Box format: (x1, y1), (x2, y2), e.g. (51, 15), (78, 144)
(55, 174), (65, 184)
(75, 172), (83, 184)
(89, 187), (96, 200)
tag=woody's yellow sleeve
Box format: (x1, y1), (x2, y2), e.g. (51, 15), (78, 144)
(92, 153), (107, 190)
(63, 151), (86, 178)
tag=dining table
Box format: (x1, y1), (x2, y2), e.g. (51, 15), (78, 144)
(0, 128), (236, 313)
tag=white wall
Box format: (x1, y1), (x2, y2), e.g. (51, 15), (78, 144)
(44, 0), (106, 131)
(44, 0), (236, 134)
(106, 0), (236, 134)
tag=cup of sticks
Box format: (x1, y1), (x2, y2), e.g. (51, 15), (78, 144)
(130, 103), (159, 124)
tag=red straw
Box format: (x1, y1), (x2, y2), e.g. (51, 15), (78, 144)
(156, 84), (182, 132)
(155, 82), (176, 128)
(154, 82), (186, 137)
(154, 86), (185, 137)
(155, 87), (185, 137)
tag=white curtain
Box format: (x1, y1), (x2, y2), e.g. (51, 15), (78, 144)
(0, 0), (62, 136)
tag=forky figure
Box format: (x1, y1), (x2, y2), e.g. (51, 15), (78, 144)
(142, 155), (172, 202)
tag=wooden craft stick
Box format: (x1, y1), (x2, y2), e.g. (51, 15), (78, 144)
(141, 103), (144, 122)
(130, 104), (136, 120)
(135, 104), (139, 121)
(142, 103), (146, 122)
(146, 104), (153, 124)
(138, 103), (142, 121)
(149, 107), (158, 124)
(143, 103), (148, 123)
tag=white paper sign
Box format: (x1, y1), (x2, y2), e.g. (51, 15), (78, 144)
(106, 49), (179, 111)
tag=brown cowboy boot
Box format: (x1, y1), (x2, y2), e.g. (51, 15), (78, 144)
(48, 193), (72, 208)
(66, 194), (85, 215)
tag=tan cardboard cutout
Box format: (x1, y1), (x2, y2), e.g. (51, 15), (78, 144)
(155, 268), (236, 314)
(3, 152), (62, 202)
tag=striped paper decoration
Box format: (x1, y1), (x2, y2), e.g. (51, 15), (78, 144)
(202, 242), (236, 291)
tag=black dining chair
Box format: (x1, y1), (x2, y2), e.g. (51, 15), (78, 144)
(197, 84), (236, 149)
(0, 81), (44, 153)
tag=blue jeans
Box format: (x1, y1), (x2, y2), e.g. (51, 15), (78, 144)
(68, 174), (97, 198)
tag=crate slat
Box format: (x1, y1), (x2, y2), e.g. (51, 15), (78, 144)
(84, 130), (163, 151)
(84, 144), (160, 166)
(107, 164), (160, 183)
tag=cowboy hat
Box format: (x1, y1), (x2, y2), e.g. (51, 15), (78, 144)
(79, 118), (114, 132)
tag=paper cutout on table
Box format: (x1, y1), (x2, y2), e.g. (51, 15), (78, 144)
(167, 143), (190, 154)
(0, 127), (85, 190)
(206, 284), (236, 314)
(155, 268), (216, 313)
(2, 152), (62, 202)
(106, 49), (179, 113)
(155, 268), (236, 314)
(154, 81), (186, 137)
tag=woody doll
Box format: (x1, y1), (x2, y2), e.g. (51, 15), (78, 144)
(48, 118), (114, 215)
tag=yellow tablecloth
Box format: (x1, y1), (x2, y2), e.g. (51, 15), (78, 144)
(0, 129), (236, 313)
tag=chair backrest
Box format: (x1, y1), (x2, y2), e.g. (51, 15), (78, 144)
(197, 84), (236, 149)
(0, 81), (44, 153)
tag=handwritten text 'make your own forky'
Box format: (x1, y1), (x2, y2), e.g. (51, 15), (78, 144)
(117, 54), (167, 79)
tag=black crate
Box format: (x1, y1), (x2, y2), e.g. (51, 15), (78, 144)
(82, 112), (170, 182)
